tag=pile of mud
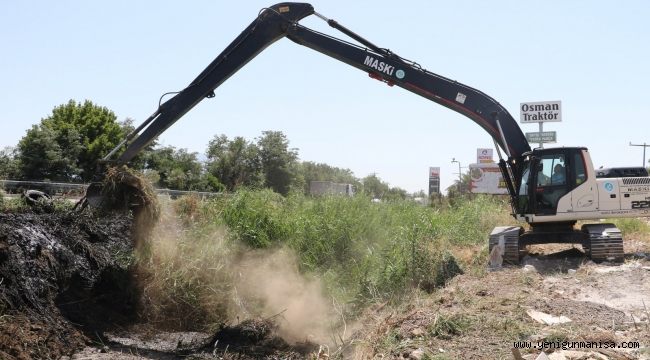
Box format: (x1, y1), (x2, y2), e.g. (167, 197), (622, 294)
(0, 210), (137, 359)
(206, 318), (318, 359)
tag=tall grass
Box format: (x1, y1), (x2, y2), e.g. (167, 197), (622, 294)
(209, 191), (511, 303)
(608, 217), (650, 235)
(139, 191), (516, 330)
(136, 198), (235, 331)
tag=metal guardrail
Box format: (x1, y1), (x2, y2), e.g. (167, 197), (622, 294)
(0, 179), (87, 193)
(0, 180), (222, 199)
(155, 188), (222, 199)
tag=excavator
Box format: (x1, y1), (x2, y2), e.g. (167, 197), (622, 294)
(88, 2), (650, 264)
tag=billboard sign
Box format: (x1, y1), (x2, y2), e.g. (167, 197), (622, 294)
(428, 167), (440, 195)
(469, 163), (508, 194)
(520, 101), (562, 123)
(476, 148), (494, 163)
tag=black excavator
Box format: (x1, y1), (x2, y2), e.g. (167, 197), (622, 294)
(89, 3), (650, 263)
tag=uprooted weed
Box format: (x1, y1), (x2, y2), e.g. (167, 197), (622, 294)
(101, 165), (160, 222)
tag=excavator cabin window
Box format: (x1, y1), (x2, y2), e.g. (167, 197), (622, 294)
(534, 153), (568, 214)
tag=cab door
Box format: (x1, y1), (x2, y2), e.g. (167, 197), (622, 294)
(570, 151), (598, 213)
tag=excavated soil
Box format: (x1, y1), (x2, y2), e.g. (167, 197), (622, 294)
(0, 210), (320, 360)
(0, 210), (137, 359)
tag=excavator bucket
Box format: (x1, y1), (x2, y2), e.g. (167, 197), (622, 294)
(81, 182), (105, 209)
(78, 166), (159, 221)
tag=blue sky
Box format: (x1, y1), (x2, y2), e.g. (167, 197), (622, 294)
(2, 1), (649, 192)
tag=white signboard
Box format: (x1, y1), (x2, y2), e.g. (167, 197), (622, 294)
(429, 167), (440, 178)
(526, 131), (557, 143)
(520, 101), (562, 123)
(469, 163), (508, 194)
(476, 148), (494, 163)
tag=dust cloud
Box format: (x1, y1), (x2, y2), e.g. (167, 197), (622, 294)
(233, 249), (338, 344)
(141, 201), (343, 345)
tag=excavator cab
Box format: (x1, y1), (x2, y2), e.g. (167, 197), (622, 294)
(517, 147), (589, 218)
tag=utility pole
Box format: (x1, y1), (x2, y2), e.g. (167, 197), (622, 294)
(451, 158), (462, 194)
(629, 142), (649, 168)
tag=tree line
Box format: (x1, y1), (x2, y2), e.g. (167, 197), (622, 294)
(0, 100), (409, 199)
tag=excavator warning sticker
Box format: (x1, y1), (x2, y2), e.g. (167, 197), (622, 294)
(456, 92), (467, 104)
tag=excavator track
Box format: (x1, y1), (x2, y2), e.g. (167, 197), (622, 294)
(581, 223), (624, 263)
(489, 226), (523, 265)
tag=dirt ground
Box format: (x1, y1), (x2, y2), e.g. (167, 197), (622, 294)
(353, 242), (650, 360)
(54, 243), (650, 360)
(1, 210), (649, 359)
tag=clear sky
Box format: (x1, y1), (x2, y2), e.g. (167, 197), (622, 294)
(2, 1), (649, 193)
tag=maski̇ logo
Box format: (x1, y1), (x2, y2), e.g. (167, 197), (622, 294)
(364, 56), (395, 76)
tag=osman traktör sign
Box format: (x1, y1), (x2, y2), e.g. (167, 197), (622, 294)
(520, 101), (562, 123)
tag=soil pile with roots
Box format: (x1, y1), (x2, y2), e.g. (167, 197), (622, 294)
(0, 210), (137, 359)
(0, 166), (157, 359)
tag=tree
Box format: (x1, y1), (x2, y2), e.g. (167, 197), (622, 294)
(361, 173), (389, 199)
(257, 131), (299, 195)
(17, 100), (126, 181)
(0, 147), (20, 179)
(119, 117), (157, 171)
(384, 186), (408, 201)
(144, 146), (211, 191)
(18, 124), (82, 181)
(446, 172), (472, 198)
(205, 135), (262, 191)
(360, 173), (407, 201)
(296, 161), (360, 194)
(412, 189), (426, 198)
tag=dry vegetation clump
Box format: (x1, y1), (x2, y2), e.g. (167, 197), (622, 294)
(100, 165), (160, 222)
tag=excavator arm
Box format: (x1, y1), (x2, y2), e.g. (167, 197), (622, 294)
(103, 2), (530, 202)
(106, 3), (316, 163)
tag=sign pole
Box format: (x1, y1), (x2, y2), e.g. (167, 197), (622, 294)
(629, 142), (649, 167)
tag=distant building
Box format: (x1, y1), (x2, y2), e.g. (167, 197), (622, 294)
(309, 181), (354, 197)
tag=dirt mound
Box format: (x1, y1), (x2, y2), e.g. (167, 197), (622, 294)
(0, 210), (137, 359)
